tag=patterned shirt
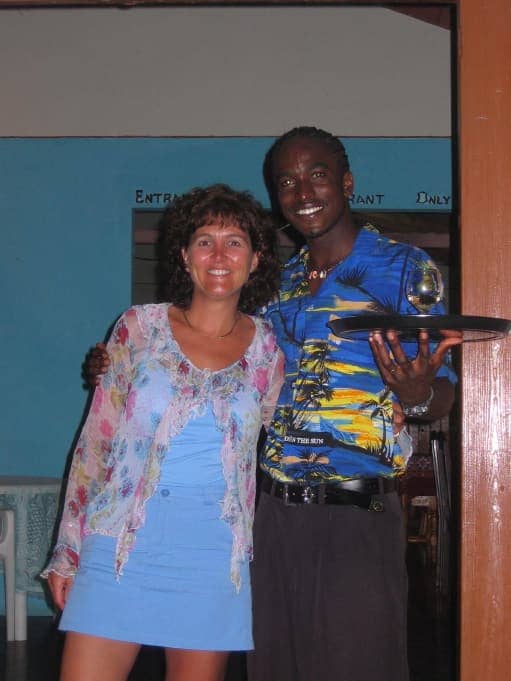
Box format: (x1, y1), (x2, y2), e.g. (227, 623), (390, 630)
(43, 304), (284, 590)
(261, 226), (457, 484)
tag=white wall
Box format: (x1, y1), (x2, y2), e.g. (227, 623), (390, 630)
(0, 7), (451, 137)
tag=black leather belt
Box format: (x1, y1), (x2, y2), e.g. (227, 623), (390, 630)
(261, 473), (398, 511)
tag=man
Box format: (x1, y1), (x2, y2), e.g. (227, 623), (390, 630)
(248, 126), (459, 681)
(87, 126), (460, 681)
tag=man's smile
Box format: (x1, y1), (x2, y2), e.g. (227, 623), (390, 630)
(295, 204), (324, 217)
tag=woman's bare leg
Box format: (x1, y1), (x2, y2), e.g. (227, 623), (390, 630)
(60, 632), (141, 681)
(164, 648), (229, 681)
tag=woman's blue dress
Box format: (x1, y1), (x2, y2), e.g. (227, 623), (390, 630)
(59, 406), (253, 650)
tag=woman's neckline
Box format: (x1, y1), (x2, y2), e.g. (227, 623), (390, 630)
(165, 303), (257, 374)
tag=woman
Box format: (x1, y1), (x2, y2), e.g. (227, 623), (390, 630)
(43, 184), (284, 681)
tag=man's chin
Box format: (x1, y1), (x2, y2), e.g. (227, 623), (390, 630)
(287, 218), (324, 238)
(301, 224), (332, 240)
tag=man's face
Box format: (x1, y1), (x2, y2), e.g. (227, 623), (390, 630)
(271, 137), (353, 242)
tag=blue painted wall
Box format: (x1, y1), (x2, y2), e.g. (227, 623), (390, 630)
(1, 135), (453, 474)
(0, 136), (451, 613)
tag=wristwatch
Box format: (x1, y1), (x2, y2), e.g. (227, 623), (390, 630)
(402, 387), (434, 417)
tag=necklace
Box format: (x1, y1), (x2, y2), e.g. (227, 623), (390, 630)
(307, 257), (344, 281)
(182, 309), (241, 339)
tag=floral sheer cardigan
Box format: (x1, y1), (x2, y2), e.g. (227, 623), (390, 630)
(42, 304), (285, 591)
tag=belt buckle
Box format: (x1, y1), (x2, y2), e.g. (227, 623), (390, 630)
(301, 485), (316, 504)
(369, 497), (385, 512)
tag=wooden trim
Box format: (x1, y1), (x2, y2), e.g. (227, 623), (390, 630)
(391, 6), (453, 30)
(458, 0), (511, 680)
(0, 0), (458, 8)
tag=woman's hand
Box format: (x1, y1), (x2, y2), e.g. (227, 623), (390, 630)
(47, 571), (74, 610)
(83, 342), (111, 388)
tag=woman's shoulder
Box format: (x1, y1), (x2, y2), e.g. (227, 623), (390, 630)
(128, 303), (169, 326)
(250, 313), (272, 332)
(112, 303), (169, 343)
(250, 315), (279, 351)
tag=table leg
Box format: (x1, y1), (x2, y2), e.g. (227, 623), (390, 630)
(14, 590), (27, 640)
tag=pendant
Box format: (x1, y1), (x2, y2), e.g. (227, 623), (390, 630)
(308, 268), (328, 281)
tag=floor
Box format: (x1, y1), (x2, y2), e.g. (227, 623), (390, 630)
(1, 546), (456, 681)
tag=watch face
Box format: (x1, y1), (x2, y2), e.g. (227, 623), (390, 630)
(402, 388), (434, 416)
(403, 404), (429, 416)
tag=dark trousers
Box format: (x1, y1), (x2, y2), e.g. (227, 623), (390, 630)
(247, 491), (409, 681)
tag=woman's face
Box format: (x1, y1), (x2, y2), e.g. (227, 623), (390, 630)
(182, 220), (259, 304)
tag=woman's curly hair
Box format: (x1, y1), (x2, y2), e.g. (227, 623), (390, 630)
(158, 183), (281, 313)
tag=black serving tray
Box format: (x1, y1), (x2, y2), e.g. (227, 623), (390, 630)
(327, 314), (511, 343)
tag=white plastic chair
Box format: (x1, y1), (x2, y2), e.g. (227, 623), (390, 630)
(0, 509), (15, 640)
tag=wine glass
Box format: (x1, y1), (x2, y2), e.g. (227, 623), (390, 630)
(405, 262), (444, 313)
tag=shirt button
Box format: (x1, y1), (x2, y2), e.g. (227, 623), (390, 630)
(160, 488), (170, 497)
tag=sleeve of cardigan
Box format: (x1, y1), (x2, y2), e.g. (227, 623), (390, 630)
(41, 308), (139, 579)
